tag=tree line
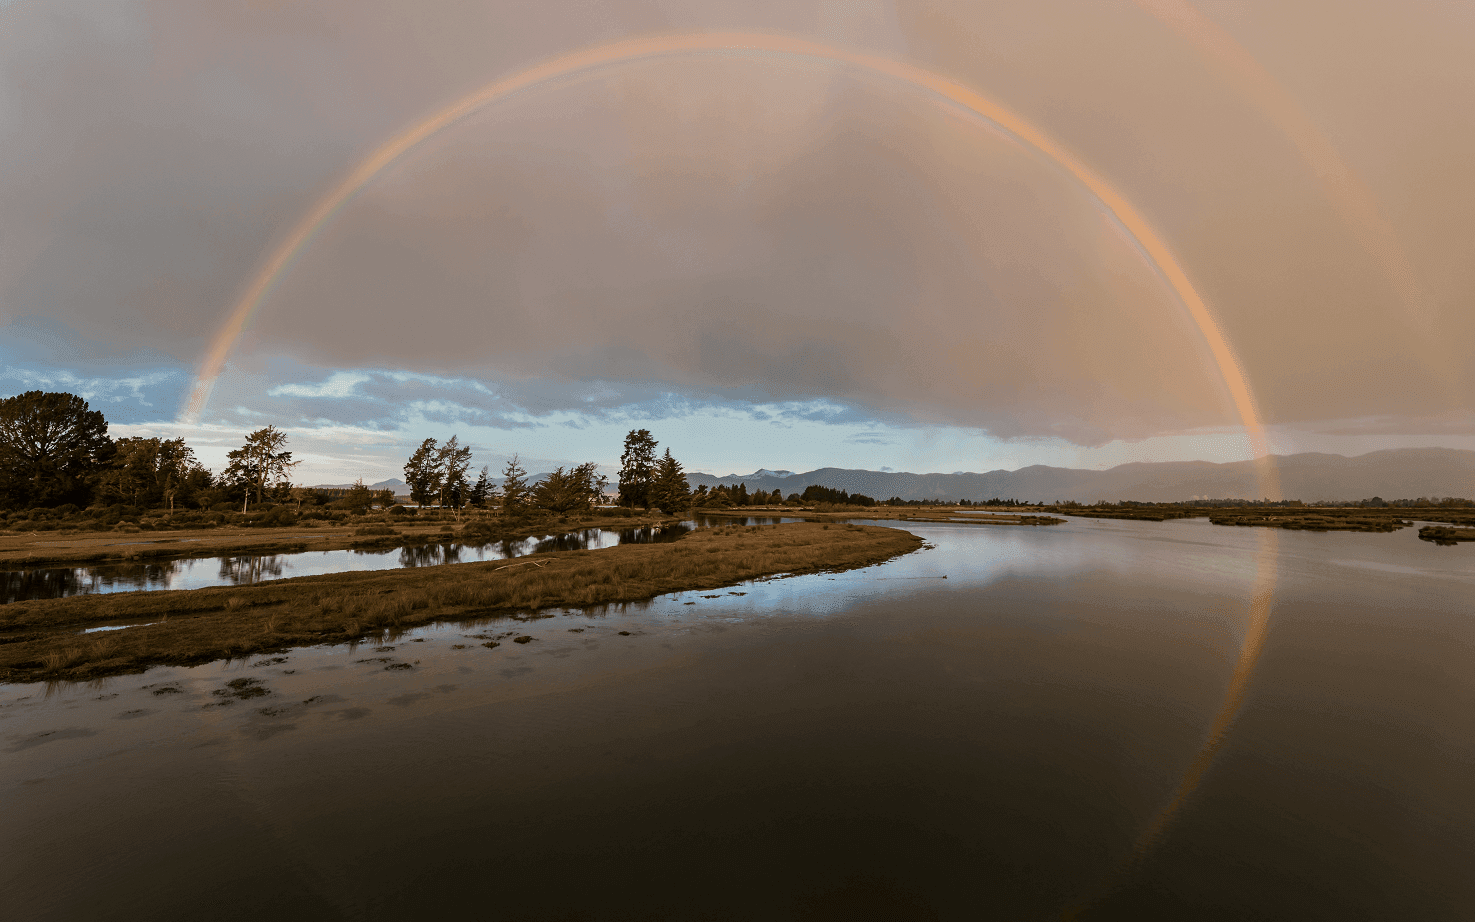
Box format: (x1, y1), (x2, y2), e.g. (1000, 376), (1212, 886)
(0, 391), (319, 513)
(401, 428), (694, 515)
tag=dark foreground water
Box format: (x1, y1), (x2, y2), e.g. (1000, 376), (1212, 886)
(2, 517), (1472, 920)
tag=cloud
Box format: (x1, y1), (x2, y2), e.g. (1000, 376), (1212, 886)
(3, 1), (1470, 449)
(268, 372), (372, 399)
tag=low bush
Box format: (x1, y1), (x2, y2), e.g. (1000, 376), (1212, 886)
(258, 506), (298, 528)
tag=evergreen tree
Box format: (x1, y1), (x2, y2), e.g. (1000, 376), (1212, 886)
(649, 449), (690, 512)
(156, 438), (201, 513)
(100, 437), (162, 507)
(618, 428), (658, 508)
(437, 435), (472, 513)
(531, 462), (607, 513)
(500, 455), (529, 513)
(468, 465), (492, 508)
(403, 438), (442, 507)
(0, 390), (113, 509)
(224, 426), (298, 512)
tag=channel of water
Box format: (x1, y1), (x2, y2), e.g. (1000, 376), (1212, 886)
(1, 516), (803, 604)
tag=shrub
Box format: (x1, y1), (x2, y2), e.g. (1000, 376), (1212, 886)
(354, 525), (397, 536)
(258, 506), (297, 528)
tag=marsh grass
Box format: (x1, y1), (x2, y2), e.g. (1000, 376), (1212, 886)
(0, 510), (678, 568)
(0, 522), (922, 683)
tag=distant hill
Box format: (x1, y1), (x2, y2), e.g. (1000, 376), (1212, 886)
(308, 478), (408, 492)
(309, 473), (566, 495)
(678, 448), (1475, 503)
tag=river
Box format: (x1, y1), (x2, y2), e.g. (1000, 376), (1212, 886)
(2, 516), (1471, 920)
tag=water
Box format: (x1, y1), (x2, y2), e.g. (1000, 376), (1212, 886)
(2, 521), (721, 603)
(2, 517), (1472, 920)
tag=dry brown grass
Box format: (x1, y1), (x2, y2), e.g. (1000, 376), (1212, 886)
(0, 522), (922, 684)
(0, 510), (680, 568)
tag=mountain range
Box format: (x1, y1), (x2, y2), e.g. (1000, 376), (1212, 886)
(682, 448), (1475, 503)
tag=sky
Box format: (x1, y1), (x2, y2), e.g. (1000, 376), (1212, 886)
(2, 0), (1472, 484)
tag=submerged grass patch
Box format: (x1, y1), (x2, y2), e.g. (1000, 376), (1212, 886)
(0, 522), (923, 684)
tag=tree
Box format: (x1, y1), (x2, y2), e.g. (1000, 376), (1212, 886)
(649, 449), (690, 512)
(468, 466), (492, 508)
(618, 429), (658, 508)
(333, 479), (373, 514)
(404, 438), (442, 507)
(437, 435), (472, 515)
(531, 462), (608, 513)
(289, 486), (316, 512)
(156, 438), (200, 513)
(100, 437), (162, 507)
(500, 455), (530, 513)
(0, 391), (113, 509)
(223, 426), (299, 512)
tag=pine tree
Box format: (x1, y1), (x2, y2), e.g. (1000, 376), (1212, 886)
(403, 438), (442, 507)
(437, 435), (472, 515)
(500, 455), (529, 513)
(618, 429), (658, 509)
(468, 465), (492, 508)
(650, 449), (690, 512)
(224, 426), (298, 512)
(0, 390), (113, 510)
(531, 462), (607, 513)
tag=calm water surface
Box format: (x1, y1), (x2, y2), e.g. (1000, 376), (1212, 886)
(2, 517), (1471, 920)
(2, 519), (792, 603)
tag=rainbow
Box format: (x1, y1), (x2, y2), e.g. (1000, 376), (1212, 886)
(185, 32), (1286, 911)
(1133, 0), (1434, 356)
(181, 30), (1272, 463)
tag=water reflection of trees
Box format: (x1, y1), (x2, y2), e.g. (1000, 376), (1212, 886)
(3, 560), (188, 602)
(217, 555), (284, 586)
(399, 543), (464, 568)
(690, 515), (791, 528)
(617, 523), (693, 544)
(2, 520), (740, 604)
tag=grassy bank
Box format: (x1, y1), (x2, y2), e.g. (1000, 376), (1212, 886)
(1419, 525), (1475, 544)
(0, 522), (923, 684)
(0, 509), (678, 568)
